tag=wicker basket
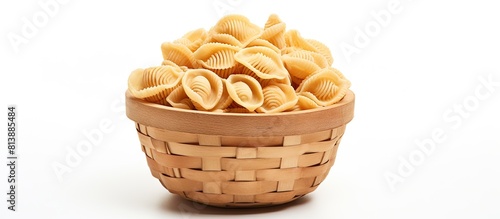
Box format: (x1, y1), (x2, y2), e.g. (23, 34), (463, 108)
(126, 90), (354, 207)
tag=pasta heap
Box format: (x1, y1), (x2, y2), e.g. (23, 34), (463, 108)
(128, 14), (351, 113)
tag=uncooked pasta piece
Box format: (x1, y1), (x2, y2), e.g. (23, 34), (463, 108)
(296, 94), (321, 110)
(211, 14), (263, 47)
(306, 39), (333, 66)
(264, 14), (282, 29)
(234, 46), (288, 80)
(182, 69), (224, 111)
(166, 86), (196, 110)
(246, 39), (281, 55)
(193, 42), (240, 78)
(256, 83), (298, 113)
(285, 30), (333, 66)
(259, 74), (291, 88)
(161, 42), (197, 68)
(296, 68), (351, 106)
(261, 14), (286, 49)
(285, 30), (318, 52)
(284, 49), (329, 69)
(281, 46), (299, 55)
(211, 79), (233, 111)
(128, 66), (184, 105)
(225, 74), (264, 111)
(173, 28), (207, 52)
(282, 52), (322, 80)
(161, 60), (189, 72)
(205, 33), (243, 48)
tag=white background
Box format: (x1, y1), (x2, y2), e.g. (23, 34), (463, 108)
(1, 0), (499, 218)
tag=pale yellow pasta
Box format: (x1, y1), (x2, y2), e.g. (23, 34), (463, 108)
(282, 53), (321, 80)
(205, 33), (243, 48)
(246, 39), (281, 55)
(285, 30), (334, 66)
(211, 79), (233, 111)
(284, 49), (329, 69)
(128, 14), (350, 113)
(296, 68), (351, 106)
(166, 86), (196, 110)
(128, 66), (183, 105)
(234, 46), (288, 80)
(259, 74), (291, 88)
(182, 69), (223, 111)
(285, 30), (318, 52)
(174, 28), (208, 52)
(161, 60), (189, 72)
(211, 14), (263, 47)
(256, 83), (298, 113)
(281, 46), (299, 55)
(225, 74), (264, 112)
(261, 14), (286, 49)
(193, 42), (240, 78)
(306, 39), (334, 66)
(173, 28), (207, 52)
(296, 94), (321, 110)
(161, 42), (197, 68)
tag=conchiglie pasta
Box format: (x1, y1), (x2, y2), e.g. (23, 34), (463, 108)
(174, 28), (208, 52)
(161, 42), (197, 68)
(296, 68), (351, 106)
(128, 14), (351, 113)
(128, 66), (183, 105)
(161, 60), (189, 72)
(211, 14), (263, 47)
(246, 39), (281, 55)
(182, 69), (224, 111)
(284, 30), (318, 52)
(306, 39), (334, 66)
(234, 46), (288, 80)
(193, 43), (240, 78)
(261, 14), (286, 49)
(285, 30), (333, 66)
(295, 94), (321, 110)
(205, 33), (243, 48)
(282, 52), (322, 80)
(225, 74), (264, 112)
(257, 83), (298, 113)
(211, 79), (233, 111)
(166, 86), (196, 110)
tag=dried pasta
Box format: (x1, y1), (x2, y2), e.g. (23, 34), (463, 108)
(193, 42), (240, 78)
(296, 68), (351, 106)
(174, 28), (208, 52)
(261, 14), (287, 49)
(257, 83), (298, 113)
(225, 74), (264, 112)
(128, 66), (183, 105)
(205, 33), (243, 48)
(127, 14), (351, 113)
(211, 14), (263, 47)
(234, 46), (288, 80)
(182, 69), (224, 111)
(166, 86), (195, 110)
(161, 42), (197, 68)
(246, 39), (281, 55)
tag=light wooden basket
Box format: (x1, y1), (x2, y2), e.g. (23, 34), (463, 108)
(126, 90), (354, 208)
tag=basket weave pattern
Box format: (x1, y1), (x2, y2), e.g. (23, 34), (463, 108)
(126, 90), (354, 207)
(136, 123), (345, 207)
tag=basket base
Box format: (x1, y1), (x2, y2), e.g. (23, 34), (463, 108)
(162, 183), (311, 208)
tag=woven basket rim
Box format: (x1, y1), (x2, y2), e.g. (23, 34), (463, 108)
(126, 90), (354, 136)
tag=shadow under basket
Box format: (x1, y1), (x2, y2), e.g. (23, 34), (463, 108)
(126, 90), (355, 208)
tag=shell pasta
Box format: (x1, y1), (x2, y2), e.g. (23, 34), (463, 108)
(128, 14), (351, 113)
